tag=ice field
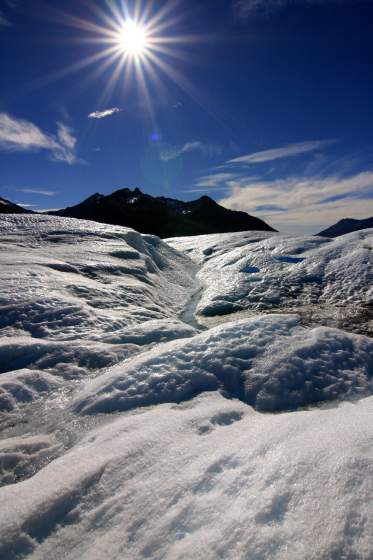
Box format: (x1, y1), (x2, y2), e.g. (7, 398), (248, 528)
(0, 215), (372, 559)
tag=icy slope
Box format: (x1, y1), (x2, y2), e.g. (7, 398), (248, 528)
(0, 215), (197, 412)
(168, 229), (373, 318)
(1, 392), (373, 559)
(73, 314), (373, 414)
(1, 217), (373, 559)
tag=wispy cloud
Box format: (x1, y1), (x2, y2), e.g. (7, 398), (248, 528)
(15, 203), (37, 208)
(234, 0), (357, 19)
(88, 108), (121, 120)
(234, 0), (283, 18)
(219, 171), (373, 234)
(0, 11), (11, 26)
(195, 172), (239, 188)
(226, 140), (336, 165)
(254, 204), (287, 212)
(0, 1), (20, 27)
(188, 138), (373, 233)
(54, 123), (78, 164)
(36, 207), (62, 213)
(15, 188), (57, 196)
(160, 141), (223, 162)
(0, 113), (80, 164)
(185, 186), (234, 194)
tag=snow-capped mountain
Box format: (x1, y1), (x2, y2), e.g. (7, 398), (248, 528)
(0, 215), (372, 560)
(317, 216), (373, 237)
(51, 187), (276, 237)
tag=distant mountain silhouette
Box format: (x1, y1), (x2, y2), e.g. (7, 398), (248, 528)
(0, 197), (32, 214)
(317, 217), (373, 238)
(51, 188), (276, 237)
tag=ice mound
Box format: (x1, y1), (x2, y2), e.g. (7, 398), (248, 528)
(1, 218), (373, 558)
(168, 229), (373, 316)
(0, 215), (197, 410)
(0, 369), (61, 413)
(0, 434), (61, 486)
(1, 392), (373, 559)
(74, 315), (373, 414)
(0, 215), (197, 339)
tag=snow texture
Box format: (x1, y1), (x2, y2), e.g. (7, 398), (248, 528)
(0, 215), (197, 412)
(74, 314), (373, 414)
(1, 392), (373, 559)
(0, 434), (61, 486)
(168, 229), (373, 316)
(1, 216), (373, 559)
(0, 369), (61, 412)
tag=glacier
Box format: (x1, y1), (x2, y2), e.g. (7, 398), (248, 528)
(0, 214), (372, 559)
(0, 214), (197, 413)
(73, 315), (373, 415)
(168, 229), (373, 334)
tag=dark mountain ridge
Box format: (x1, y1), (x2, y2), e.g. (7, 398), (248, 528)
(51, 187), (276, 238)
(0, 197), (32, 214)
(317, 217), (373, 238)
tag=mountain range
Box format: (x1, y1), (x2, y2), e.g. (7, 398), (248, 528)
(317, 217), (373, 238)
(2, 190), (373, 239)
(50, 188), (276, 237)
(0, 196), (32, 214)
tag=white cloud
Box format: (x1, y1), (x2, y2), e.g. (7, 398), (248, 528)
(184, 186), (233, 194)
(219, 171), (373, 234)
(15, 203), (37, 208)
(0, 113), (79, 165)
(53, 122), (78, 164)
(190, 138), (373, 233)
(161, 141), (223, 162)
(195, 173), (239, 188)
(36, 207), (62, 212)
(88, 108), (121, 120)
(226, 139), (336, 165)
(16, 188), (57, 196)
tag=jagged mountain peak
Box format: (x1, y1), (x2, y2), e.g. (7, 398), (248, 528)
(51, 188), (276, 238)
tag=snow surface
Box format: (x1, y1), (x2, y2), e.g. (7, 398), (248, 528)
(74, 314), (373, 414)
(1, 392), (373, 559)
(0, 434), (61, 486)
(168, 229), (373, 316)
(1, 215), (373, 559)
(0, 215), (197, 413)
(0, 368), (61, 412)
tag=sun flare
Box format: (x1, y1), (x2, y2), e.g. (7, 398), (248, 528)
(118, 20), (148, 57)
(50, 1), (204, 116)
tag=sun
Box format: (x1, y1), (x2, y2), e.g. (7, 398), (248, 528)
(118, 20), (148, 57)
(47, 1), (206, 115)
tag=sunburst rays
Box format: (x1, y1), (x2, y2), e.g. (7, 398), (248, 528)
(37, 1), (203, 109)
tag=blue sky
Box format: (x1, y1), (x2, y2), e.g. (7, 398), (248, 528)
(1, 0), (373, 233)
